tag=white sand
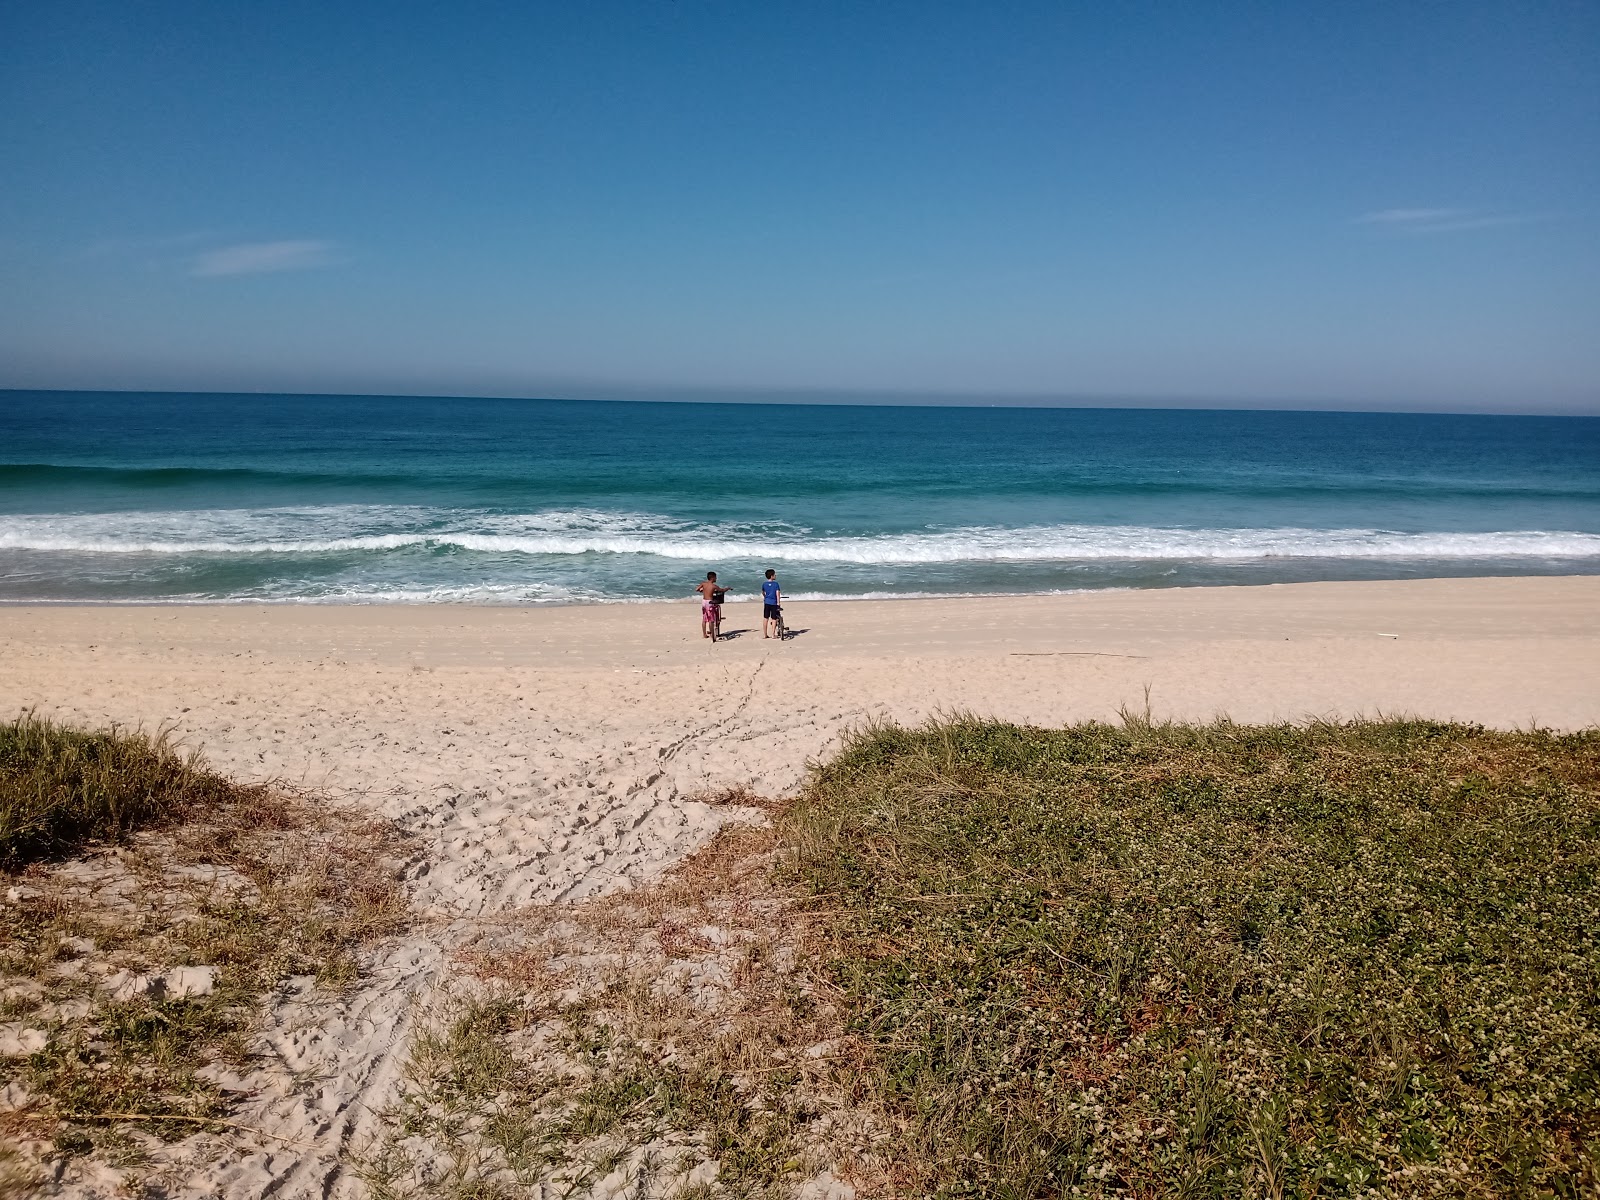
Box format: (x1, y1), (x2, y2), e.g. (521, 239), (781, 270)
(3, 575), (1597, 1195)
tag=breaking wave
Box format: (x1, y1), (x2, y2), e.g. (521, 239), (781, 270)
(2, 507), (1598, 563)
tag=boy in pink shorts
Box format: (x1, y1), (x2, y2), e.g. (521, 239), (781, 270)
(693, 571), (727, 641)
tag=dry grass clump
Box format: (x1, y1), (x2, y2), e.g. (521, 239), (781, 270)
(359, 824), (882, 1199)
(786, 716), (1600, 1199)
(0, 713), (407, 1177)
(0, 712), (248, 866)
(696, 785), (785, 814)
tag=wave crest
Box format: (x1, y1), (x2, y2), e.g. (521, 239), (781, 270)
(2, 508), (1598, 563)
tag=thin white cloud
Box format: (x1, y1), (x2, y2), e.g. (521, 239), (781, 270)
(1359, 208), (1466, 225)
(1355, 208), (1542, 234)
(1410, 213), (1542, 233)
(191, 239), (337, 277)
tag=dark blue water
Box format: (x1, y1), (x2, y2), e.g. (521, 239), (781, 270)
(2, 390), (1597, 603)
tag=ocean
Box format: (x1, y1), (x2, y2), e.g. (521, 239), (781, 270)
(2, 390), (1597, 605)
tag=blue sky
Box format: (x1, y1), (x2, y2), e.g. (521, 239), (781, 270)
(1, 1), (1596, 411)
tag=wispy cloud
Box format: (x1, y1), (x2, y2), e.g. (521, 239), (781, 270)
(191, 239), (337, 277)
(1356, 208), (1542, 234)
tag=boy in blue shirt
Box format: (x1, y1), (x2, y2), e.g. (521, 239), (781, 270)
(761, 569), (782, 639)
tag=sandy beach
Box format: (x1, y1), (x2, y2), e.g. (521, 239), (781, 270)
(6, 576), (1598, 913)
(3, 575), (1597, 1195)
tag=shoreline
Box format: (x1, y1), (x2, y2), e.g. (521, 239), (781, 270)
(2, 567), (1597, 610)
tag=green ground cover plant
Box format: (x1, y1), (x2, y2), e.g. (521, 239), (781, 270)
(787, 717), (1600, 1198)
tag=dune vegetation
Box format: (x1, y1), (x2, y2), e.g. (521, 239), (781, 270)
(787, 717), (1600, 1198)
(10, 709), (1597, 1198)
(0, 713), (405, 1173)
(0, 713), (249, 867)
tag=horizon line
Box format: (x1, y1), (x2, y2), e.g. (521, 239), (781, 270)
(3, 384), (1598, 419)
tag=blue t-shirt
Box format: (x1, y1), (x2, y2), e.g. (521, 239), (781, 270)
(762, 579), (780, 604)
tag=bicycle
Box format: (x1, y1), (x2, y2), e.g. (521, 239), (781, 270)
(709, 588), (727, 642)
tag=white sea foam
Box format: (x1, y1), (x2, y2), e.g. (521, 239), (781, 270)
(3, 506), (1599, 563)
(263, 581), (590, 605)
(7, 585), (1095, 607)
(427, 527), (1600, 562)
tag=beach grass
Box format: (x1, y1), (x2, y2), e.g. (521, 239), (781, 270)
(786, 716), (1600, 1198)
(0, 712), (248, 866)
(0, 714), (406, 1170)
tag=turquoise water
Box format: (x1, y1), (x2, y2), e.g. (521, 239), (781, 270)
(2, 390), (1598, 604)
